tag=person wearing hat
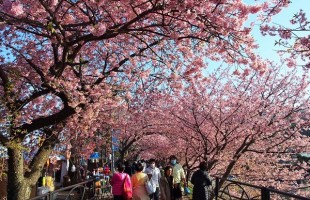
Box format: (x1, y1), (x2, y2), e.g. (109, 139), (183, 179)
(169, 155), (185, 200)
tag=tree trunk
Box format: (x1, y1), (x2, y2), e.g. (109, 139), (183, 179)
(6, 137), (55, 200)
(7, 145), (33, 200)
(209, 139), (254, 199)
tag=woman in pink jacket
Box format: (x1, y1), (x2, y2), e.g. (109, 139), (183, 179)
(111, 163), (132, 200)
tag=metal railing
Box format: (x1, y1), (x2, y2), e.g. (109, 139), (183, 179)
(28, 175), (310, 200)
(214, 177), (310, 200)
(29, 179), (96, 200)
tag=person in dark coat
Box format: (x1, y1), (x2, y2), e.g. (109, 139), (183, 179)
(159, 166), (174, 200)
(190, 161), (212, 200)
(124, 160), (133, 176)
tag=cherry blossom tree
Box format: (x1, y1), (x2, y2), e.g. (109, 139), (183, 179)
(260, 9), (310, 68)
(114, 87), (172, 162)
(164, 65), (310, 195)
(0, 0), (294, 199)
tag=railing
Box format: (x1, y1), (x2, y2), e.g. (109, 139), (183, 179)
(214, 177), (310, 200)
(29, 179), (96, 200)
(28, 175), (310, 200)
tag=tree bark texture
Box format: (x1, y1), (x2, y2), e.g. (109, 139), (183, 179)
(6, 138), (55, 200)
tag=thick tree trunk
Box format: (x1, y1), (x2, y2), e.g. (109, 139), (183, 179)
(6, 137), (56, 200)
(7, 145), (33, 200)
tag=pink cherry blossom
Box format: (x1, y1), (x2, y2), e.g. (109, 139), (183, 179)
(11, 2), (23, 16)
(0, 0), (307, 199)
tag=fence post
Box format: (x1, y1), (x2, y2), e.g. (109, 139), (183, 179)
(44, 191), (50, 200)
(261, 187), (270, 200)
(214, 177), (219, 200)
(93, 179), (96, 196)
(48, 191), (53, 200)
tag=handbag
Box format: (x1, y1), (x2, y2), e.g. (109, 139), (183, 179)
(122, 174), (132, 200)
(145, 180), (156, 195)
(71, 164), (76, 172)
(184, 186), (191, 194)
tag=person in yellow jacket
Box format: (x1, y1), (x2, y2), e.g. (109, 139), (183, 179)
(169, 155), (186, 200)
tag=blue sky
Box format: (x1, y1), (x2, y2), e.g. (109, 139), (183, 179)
(251, 0), (310, 61)
(204, 0), (309, 75)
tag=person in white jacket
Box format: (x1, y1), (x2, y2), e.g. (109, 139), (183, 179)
(145, 159), (161, 200)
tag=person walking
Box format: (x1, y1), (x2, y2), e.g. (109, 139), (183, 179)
(131, 162), (149, 200)
(159, 166), (174, 200)
(110, 163), (132, 200)
(190, 161), (212, 200)
(169, 155), (186, 200)
(145, 159), (161, 200)
(124, 160), (133, 177)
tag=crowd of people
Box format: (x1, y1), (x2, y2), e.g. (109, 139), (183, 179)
(110, 155), (212, 200)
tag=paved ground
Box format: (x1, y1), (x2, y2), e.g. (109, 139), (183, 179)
(182, 195), (191, 200)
